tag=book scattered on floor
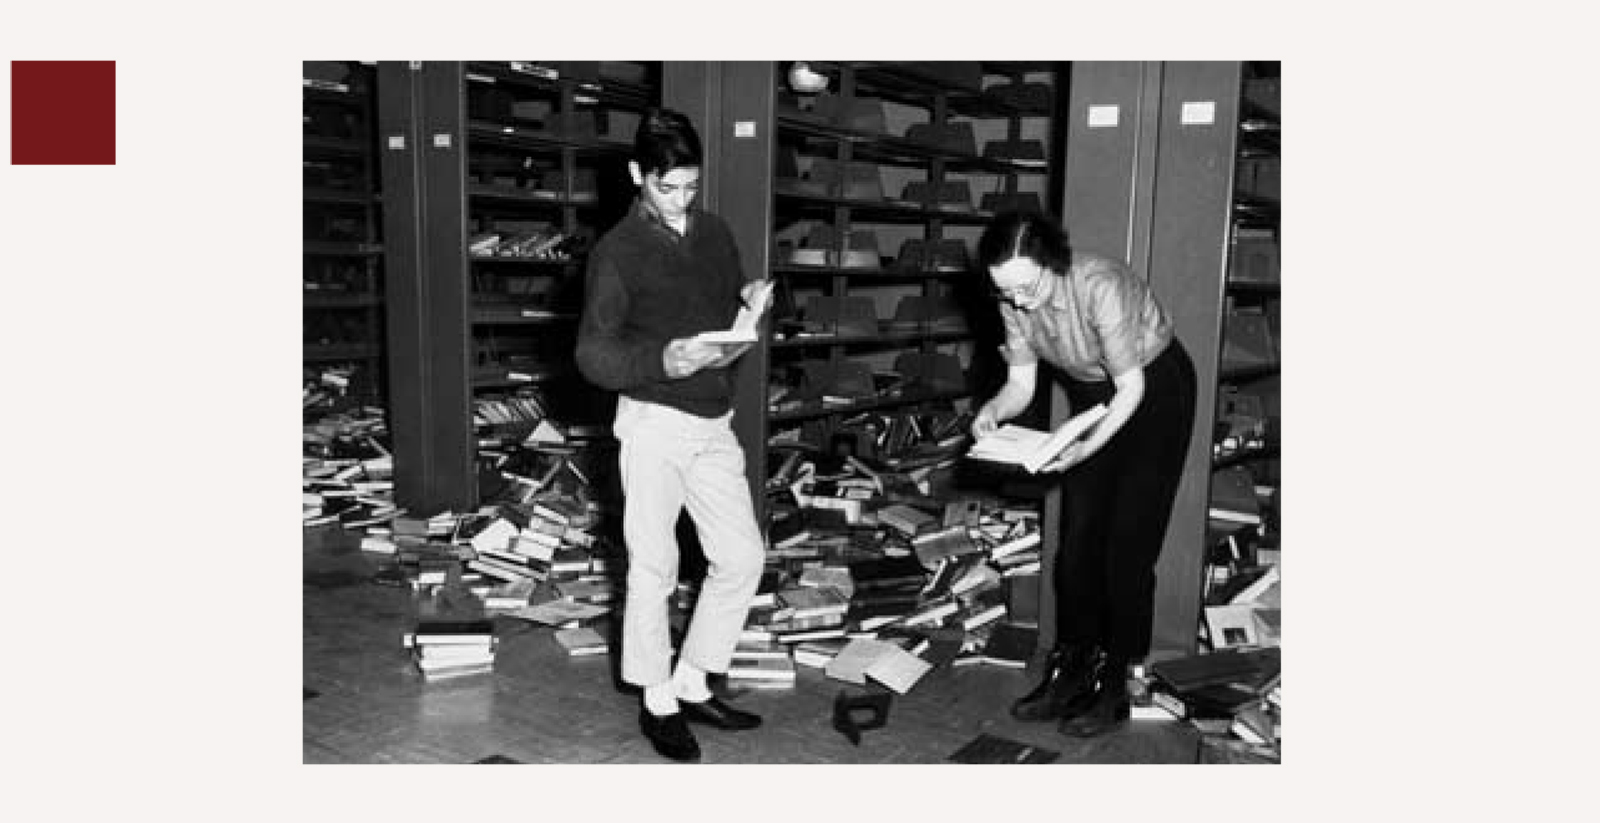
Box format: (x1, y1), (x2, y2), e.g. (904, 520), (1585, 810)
(976, 622), (1037, 668)
(505, 599), (610, 626)
(946, 733), (1060, 764)
(825, 638), (899, 685)
(1203, 604), (1260, 650)
(556, 578), (614, 603)
(967, 403), (1109, 472)
(481, 576), (539, 610)
(793, 637), (850, 668)
(777, 585), (850, 620)
(901, 597), (959, 628)
(797, 566), (854, 597)
(988, 530), (1041, 561)
(405, 619), (495, 647)
(879, 503), (938, 538)
(469, 518), (519, 554)
(863, 644), (933, 694)
(911, 525), (985, 570)
(728, 654), (797, 683)
(553, 626), (609, 656)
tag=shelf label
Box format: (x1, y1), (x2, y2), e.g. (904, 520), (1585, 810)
(387, 135), (405, 150)
(1087, 104), (1119, 128)
(734, 120), (757, 138)
(1181, 101), (1216, 125)
(433, 133), (452, 149)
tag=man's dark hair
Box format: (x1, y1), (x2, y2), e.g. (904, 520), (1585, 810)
(633, 107), (703, 178)
(976, 210), (1073, 274)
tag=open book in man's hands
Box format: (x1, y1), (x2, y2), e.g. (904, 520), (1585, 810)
(693, 279), (775, 346)
(967, 403), (1110, 473)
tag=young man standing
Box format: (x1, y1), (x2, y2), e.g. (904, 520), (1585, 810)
(575, 108), (771, 763)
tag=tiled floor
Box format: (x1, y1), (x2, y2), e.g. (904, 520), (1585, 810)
(303, 527), (1204, 764)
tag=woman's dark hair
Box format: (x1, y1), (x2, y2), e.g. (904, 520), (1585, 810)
(976, 210), (1073, 275)
(633, 107), (703, 178)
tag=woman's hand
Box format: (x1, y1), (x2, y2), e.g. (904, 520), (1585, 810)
(973, 402), (1001, 439)
(1035, 441), (1088, 474)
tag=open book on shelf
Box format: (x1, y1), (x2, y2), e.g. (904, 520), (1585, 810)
(692, 279), (775, 345)
(967, 403), (1109, 473)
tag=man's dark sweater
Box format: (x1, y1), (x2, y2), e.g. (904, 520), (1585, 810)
(575, 200), (747, 418)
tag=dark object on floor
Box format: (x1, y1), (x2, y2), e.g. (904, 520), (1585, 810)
(303, 570), (368, 589)
(473, 754), (523, 764)
(832, 690), (892, 746)
(681, 695), (762, 731)
(639, 708), (701, 763)
(303, 687), (320, 701)
(946, 733), (1060, 764)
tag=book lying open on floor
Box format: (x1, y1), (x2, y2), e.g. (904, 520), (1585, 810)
(692, 279), (774, 345)
(967, 403), (1110, 473)
(946, 733), (1060, 764)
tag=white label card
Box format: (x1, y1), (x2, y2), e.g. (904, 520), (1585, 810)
(1181, 101), (1216, 125)
(387, 135), (405, 150)
(734, 121), (757, 138)
(433, 133), (452, 148)
(1087, 105), (1119, 128)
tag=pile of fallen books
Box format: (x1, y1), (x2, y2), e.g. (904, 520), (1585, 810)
(1138, 646), (1281, 762)
(303, 364), (380, 414)
(404, 619), (498, 681)
(723, 487), (1048, 695)
(303, 406), (401, 531)
(1130, 513), (1283, 760)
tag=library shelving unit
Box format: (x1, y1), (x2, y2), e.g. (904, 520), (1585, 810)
(752, 61), (1066, 512)
(303, 60), (387, 407)
(377, 61), (660, 514)
(1211, 62), (1281, 525)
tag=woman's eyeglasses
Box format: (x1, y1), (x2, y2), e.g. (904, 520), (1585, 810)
(992, 264), (1048, 305)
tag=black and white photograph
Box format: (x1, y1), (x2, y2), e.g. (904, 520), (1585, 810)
(301, 59), (1283, 765)
(10, 1), (1600, 816)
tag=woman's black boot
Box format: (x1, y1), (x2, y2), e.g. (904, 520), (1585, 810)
(1011, 644), (1103, 722)
(1059, 656), (1131, 737)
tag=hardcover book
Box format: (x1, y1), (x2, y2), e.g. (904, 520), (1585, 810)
(946, 733), (1060, 764)
(966, 404), (1109, 472)
(693, 279), (774, 345)
(864, 644), (934, 694)
(728, 654), (797, 682)
(824, 638), (899, 685)
(553, 626), (609, 656)
(979, 622), (1038, 667)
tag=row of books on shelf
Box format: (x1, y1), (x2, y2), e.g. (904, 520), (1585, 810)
(777, 98), (1050, 163)
(771, 294), (969, 341)
(767, 353), (970, 414)
(1220, 303), (1281, 372)
(469, 229), (588, 261)
(776, 230), (972, 273)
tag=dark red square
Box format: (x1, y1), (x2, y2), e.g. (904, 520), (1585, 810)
(11, 61), (117, 165)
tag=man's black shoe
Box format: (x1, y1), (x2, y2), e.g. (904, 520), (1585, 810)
(680, 695), (762, 731)
(639, 708), (701, 762)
